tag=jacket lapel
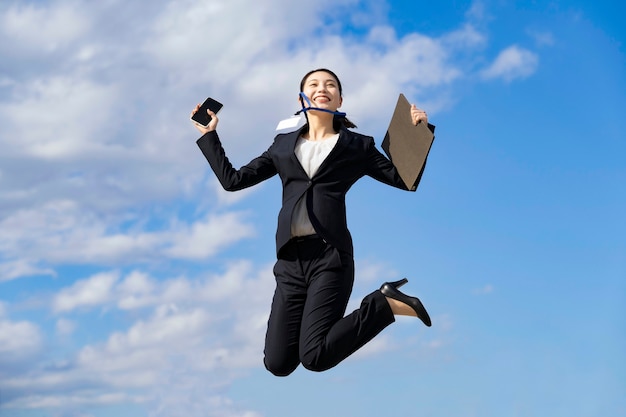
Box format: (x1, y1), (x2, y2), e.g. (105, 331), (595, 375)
(287, 126), (309, 177)
(286, 126), (349, 178)
(313, 129), (349, 178)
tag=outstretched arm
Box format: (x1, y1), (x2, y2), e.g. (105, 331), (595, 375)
(192, 105), (277, 191)
(366, 104), (434, 191)
(365, 142), (413, 191)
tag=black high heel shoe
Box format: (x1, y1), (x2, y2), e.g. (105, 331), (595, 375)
(380, 278), (432, 327)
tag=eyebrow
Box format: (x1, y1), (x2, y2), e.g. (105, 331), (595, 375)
(307, 78), (336, 84)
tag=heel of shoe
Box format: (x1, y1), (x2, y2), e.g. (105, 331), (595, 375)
(385, 278), (408, 290)
(380, 281), (432, 327)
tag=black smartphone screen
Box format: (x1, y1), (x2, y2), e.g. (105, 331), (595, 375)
(191, 97), (223, 127)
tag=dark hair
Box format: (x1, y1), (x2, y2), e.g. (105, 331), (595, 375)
(299, 68), (357, 129)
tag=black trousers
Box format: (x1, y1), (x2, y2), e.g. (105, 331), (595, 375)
(263, 235), (395, 376)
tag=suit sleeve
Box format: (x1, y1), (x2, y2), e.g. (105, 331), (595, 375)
(196, 131), (277, 191)
(364, 137), (431, 192)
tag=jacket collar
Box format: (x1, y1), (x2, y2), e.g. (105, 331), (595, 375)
(286, 125), (349, 177)
(286, 124), (349, 147)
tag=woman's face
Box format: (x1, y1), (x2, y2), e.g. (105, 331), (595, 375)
(300, 71), (343, 112)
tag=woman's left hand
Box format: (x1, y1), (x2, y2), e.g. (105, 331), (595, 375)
(411, 104), (428, 126)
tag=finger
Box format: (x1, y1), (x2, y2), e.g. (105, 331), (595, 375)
(413, 109), (427, 125)
(412, 111), (422, 125)
(414, 116), (426, 126)
(206, 110), (219, 130)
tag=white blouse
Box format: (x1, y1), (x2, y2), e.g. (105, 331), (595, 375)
(290, 133), (340, 237)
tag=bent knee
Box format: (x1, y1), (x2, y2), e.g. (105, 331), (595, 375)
(301, 362), (327, 372)
(264, 357), (299, 377)
(300, 355), (335, 373)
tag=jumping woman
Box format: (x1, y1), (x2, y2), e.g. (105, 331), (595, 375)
(192, 68), (434, 376)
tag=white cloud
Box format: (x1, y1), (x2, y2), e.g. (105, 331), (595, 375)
(0, 2), (90, 54)
(481, 45), (539, 81)
(442, 23), (488, 49)
(424, 339), (445, 350)
(528, 29), (555, 46)
(350, 333), (394, 359)
(473, 284), (494, 295)
(0, 259), (55, 282)
(0, 199), (257, 279)
(465, 0), (488, 23)
(4, 392), (146, 410)
(3, 261), (275, 415)
(116, 270), (157, 310)
(56, 318), (76, 335)
(165, 212), (256, 259)
(0, 76), (120, 159)
(210, 178), (260, 207)
(53, 270), (120, 312)
(354, 258), (399, 286)
(0, 317), (42, 359)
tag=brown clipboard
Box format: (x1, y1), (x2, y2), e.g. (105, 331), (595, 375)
(381, 93), (435, 191)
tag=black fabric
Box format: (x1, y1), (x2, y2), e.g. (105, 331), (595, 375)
(263, 237), (395, 375)
(195, 125), (427, 375)
(196, 126), (424, 257)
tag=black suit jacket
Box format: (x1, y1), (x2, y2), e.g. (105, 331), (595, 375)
(197, 126), (428, 257)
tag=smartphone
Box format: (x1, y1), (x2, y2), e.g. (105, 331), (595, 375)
(191, 97), (223, 127)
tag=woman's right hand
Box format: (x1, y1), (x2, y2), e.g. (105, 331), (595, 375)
(191, 104), (219, 134)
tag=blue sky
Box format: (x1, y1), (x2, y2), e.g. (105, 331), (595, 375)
(0, 0), (624, 416)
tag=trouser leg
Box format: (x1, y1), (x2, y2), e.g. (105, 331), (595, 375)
(263, 237), (396, 375)
(263, 248), (306, 376)
(297, 241), (395, 372)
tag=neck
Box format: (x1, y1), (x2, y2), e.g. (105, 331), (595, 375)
(304, 112), (337, 141)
